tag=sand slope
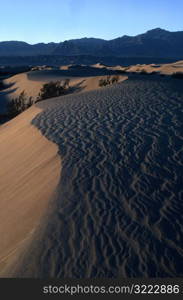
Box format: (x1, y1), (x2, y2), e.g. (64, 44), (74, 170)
(125, 60), (183, 75)
(2, 60), (183, 114)
(6, 75), (183, 278)
(2, 68), (126, 105)
(0, 106), (60, 276)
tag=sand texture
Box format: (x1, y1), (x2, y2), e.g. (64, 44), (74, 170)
(1, 67), (126, 106)
(5, 75), (183, 278)
(125, 60), (183, 75)
(0, 106), (60, 276)
(2, 60), (183, 115)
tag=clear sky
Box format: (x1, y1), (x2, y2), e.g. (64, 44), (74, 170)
(1, 0), (183, 43)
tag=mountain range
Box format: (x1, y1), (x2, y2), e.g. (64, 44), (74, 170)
(0, 28), (183, 58)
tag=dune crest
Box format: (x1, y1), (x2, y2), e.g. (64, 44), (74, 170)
(2, 67), (127, 104)
(7, 75), (182, 278)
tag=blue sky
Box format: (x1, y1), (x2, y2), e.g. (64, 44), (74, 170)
(1, 0), (183, 43)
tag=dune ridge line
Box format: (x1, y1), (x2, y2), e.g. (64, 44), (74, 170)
(0, 106), (61, 276)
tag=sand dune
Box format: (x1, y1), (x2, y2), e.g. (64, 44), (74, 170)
(90, 60), (183, 75)
(125, 60), (183, 75)
(1, 68), (126, 106)
(3, 74), (182, 278)
(0, 106), (60, 276)
(2, 60), (183, 112)
(1, 61), (183, 277)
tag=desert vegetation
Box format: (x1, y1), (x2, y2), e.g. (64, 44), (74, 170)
(7, 91), (33, 118)
(99, 75), (119, 87)
(7, 79), (71, 118)
(37, 79), (70, 101)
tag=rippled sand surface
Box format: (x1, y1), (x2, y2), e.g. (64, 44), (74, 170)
(14, 75), (183, 277)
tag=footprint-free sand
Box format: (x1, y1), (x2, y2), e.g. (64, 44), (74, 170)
(0, 106), (60, 276)
(0, 65), (183, 277)
(1, 74), (182, 277)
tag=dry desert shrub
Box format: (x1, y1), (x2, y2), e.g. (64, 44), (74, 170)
(99, 75), (119, 87)
(37, 79), (70, 101)
(7, 91), (33, 117)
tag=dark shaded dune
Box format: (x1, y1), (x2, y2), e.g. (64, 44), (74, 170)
(27, 67), (117, 82)
(14, 76), (183, 277)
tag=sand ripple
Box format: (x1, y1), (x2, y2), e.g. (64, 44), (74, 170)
(16, 76), (183, 277)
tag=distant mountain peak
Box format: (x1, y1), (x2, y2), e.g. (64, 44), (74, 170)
(147, 27), (168, 33)
(145, 28), (170, 36)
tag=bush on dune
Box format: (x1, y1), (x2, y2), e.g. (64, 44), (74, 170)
(7, 91), (33, 118)
(111, 75), (120, 84)
(99, 75), (119, 87)
(37, 79), (70, 101)
(6, 78), (71, 119)
(99, 78), (109, 87)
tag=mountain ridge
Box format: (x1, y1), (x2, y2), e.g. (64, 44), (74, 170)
(0, 28), (183, 58)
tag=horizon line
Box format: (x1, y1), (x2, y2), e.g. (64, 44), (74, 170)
(0, 27), (183, 45)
